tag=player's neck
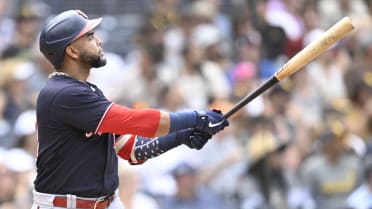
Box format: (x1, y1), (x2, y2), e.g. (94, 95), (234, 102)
(50, 70), (90, 83)
(59, 63), (90, 82)
(66, 70), (90, 82)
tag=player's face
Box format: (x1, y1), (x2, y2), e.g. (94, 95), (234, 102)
(78, 30), (107, 68)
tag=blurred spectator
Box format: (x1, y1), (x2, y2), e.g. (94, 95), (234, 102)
(228, 61), (264, 117)
(88, 52), (128, 101)
(13, 110), (37, 157)
(112, 43), (167, 107)
(1, 4), (43, 60)
(176, 44), (210, 109)
(147, 0), (187, 77)
(2, 109), (37, 208)
(0, 90), (12, 147)
(0, 0), (15, 55)
(230, 11), (262, 101)
(238, 116), (290, 209)
(191, 23), (232, 101)
(8, 52), (55, 110)
(307, 46), (349, 104)
(0, 160), (17, 209)
(266, 0), (305, 58)
(346, 162), (372, 208)
(118, 162), (159, 209)
(351, 0), (372, 49)
(129, 19), (171, 86)
(26, 52), (54, 93)
(232, 14), (262, 65)
(301, 1), (324, 48)
(282, 143), (312, 209)
(265, 85), (294, 143)
(158, 161), (227, 209)
(319, 0), (367, 28)
(189, 0), (232, 39)
(343, 69), (372, 141)
(136, 144), (198, 198)
(301, 120), (362, 209)
(251, 0), (287, 79)
(229, 62), (258, 97)
(197, 117), (246, 209)
(158, 83), (187, 112)
(290, 68), (322, 129)
(148, 0), (181, 30)
(0, 58), (35, 125)
(0, 147), (35, 209)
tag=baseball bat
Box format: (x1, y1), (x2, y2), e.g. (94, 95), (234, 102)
(224, 17), (355, 118)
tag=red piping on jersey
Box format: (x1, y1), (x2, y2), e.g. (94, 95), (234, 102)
(96, 103), (160, 137)
(95, 103), (113, 134)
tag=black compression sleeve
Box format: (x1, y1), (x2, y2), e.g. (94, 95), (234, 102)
(133, 129), (191, 162)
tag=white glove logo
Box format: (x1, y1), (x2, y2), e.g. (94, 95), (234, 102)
(208, 120), (225, 128)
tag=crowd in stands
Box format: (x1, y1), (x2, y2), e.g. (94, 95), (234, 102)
(0, 0), (371, 209)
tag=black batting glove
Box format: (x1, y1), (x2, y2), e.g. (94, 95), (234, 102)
(195, 109), (229, 135)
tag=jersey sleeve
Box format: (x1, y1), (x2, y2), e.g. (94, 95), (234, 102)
(51, 85), (111, 132)
(97, 104), (160, 137)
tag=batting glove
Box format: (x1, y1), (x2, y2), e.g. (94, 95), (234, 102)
(177, 128), (212, 150)
(195, 109), (229, 135)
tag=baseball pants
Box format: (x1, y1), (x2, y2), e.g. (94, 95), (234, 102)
(31, 190), (124, 209)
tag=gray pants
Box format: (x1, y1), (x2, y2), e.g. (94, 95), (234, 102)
(31, 190), (124, 209)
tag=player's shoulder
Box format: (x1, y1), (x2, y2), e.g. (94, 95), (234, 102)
(45, 76), (90, 92)
(39, 76), (94, 101)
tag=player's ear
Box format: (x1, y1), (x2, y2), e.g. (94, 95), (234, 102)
(65, 45), (80, 59)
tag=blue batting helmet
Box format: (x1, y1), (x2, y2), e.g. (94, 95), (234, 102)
(39, 10), (102, 69)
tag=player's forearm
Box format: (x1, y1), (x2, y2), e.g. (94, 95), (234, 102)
(115, 130), (192, 164)
(139, 110), (199, 137)
(157, 110), (210, 135)
(130, 132), (182, 164)
(168, 111), (198, 132)
(147, 110), (208, 136)
(154, 111), (171, 136)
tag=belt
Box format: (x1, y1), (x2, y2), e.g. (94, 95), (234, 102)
(53, 194), (114, 209)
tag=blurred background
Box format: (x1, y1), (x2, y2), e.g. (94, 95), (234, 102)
(0, 0), (371, 209)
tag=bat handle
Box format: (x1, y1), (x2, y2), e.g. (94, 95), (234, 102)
(223, 76), (279, 119)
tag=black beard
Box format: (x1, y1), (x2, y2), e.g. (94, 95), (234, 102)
(81, 51), (107, 68)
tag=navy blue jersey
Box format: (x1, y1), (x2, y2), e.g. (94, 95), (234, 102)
(34, 74), (118, 197)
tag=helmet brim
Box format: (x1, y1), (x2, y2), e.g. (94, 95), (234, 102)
(73, 17), (103, 41)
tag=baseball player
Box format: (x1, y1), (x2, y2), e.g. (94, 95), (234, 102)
(32, 10), (229, 209)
